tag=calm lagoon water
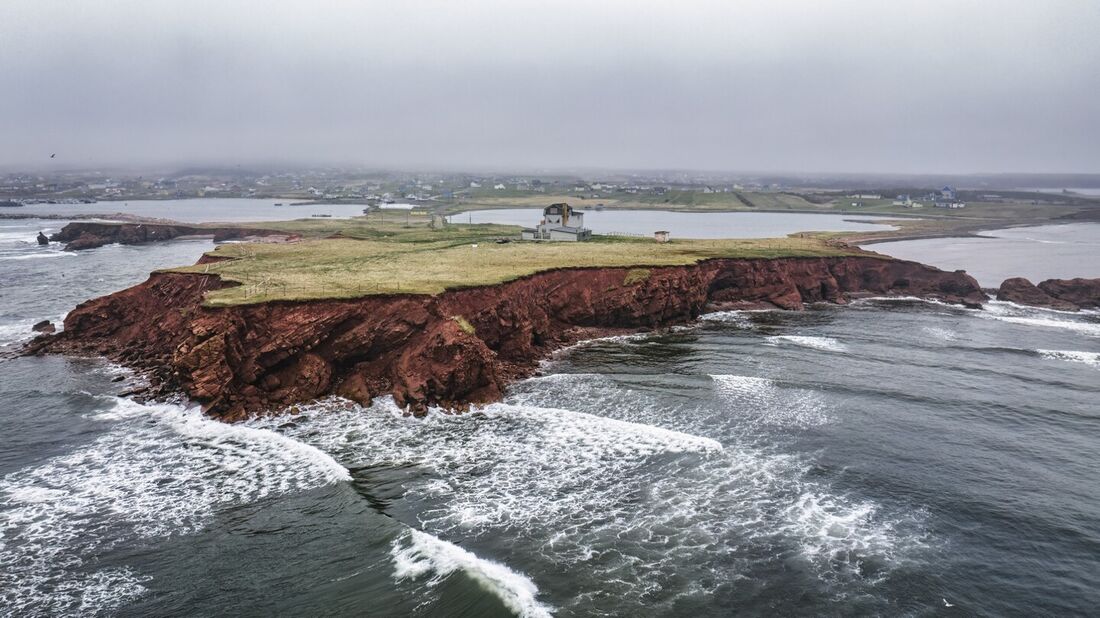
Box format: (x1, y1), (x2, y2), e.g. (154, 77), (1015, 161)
(868, 223), (1100, 287)
(455, 208), (896, 239)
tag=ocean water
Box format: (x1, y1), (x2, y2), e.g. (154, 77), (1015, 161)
(2, 219), (1100, 616)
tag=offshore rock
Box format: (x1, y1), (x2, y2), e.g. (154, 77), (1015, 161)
(1037, 278), (1100, 310)
(32, 320), (55, 333)
(996, 277), (1078, 311)
(27, 255), (985, 419)
(997, 276), (1100, 311)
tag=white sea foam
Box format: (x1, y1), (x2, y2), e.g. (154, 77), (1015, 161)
(710, 374), (829, 428)
(252, 397), (720, 532)
(921, 326), (958, 341)
(698, 310), (755, 328)
(783, 491), (925, 582)
(765, 335), (849, 352)
(0, 321), (38, 346)
(251, 390), (924, 612)
(391, 529), (553, 618)
(0, 231), (37, 242)
(981, 301), (1100, 337)
(987, 299), (1090, 316)
(852, 295), (954, 307)
(1037, 349), (1100, 368)
(0, 397), (349, 615)
(0, 250), (77, 261)
(0, 314), (67, 346)
(548, 332), (653, 356)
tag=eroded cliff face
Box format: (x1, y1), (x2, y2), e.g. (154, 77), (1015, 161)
(29, 256), (985, 419)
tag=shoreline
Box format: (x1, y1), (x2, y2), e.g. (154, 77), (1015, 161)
(26, 254), (986, 419)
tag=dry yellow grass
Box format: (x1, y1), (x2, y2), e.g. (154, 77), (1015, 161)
(168, 222), (868, 306)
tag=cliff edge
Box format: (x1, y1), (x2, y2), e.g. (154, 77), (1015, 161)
(28, 255), (985, 419)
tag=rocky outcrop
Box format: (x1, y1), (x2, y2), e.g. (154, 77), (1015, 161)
(36, 231), (49, 246)
(28, 255), (985, 419)
(1037, 278), (1100, 310)
(32, 320), (55, 333)
(51, 222), (285, 250)
(996, 277), (1078, 311)
(997, 277), (1100, 311)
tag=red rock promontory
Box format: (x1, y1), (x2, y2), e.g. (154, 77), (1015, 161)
(51, 221), (288, 250)
(28, 255), (985, 419)
(997, 276), (1100, 311)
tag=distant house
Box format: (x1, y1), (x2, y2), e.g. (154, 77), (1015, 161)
(940, 186), (957, 200)
(494, 183), (506, 190)
(892, 194), (912, 206)
(654, 230), (670, 243)
(521, 203), (592, 241)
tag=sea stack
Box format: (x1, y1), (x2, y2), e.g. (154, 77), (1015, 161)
(36, 231), (49, 246)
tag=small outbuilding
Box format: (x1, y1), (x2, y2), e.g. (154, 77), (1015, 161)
(654, 230), (670, 243)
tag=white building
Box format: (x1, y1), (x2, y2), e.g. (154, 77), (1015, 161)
(521, 203), (592, 241)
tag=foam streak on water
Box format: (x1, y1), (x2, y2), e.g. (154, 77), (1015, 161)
(981, 301), (1100, 337)
(0, 397), (349, 615)
(710, 374), (829, 429)
(765, 335), (849, 352)
(1037, 349), (1100, 368)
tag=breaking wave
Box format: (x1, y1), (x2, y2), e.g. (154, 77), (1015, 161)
(391, 529), (553, 618)
(981, 301), (1100, 337)
(0, 250), (76, 261)
(698, 310), (756, 328)
(765, 335), (849, 352)
(0, 397), (349, 615)
(252, 390), (928, 614)
(0, 315), (65, 347)
(1037, 349), (1100, 368)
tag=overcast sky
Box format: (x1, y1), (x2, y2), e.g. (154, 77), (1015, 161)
(1, 0), (1098, 173)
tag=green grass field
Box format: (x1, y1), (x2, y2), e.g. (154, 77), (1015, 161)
(169, 220), (867, 306)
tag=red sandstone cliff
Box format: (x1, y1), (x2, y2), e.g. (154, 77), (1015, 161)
(28, 256), (985, 419)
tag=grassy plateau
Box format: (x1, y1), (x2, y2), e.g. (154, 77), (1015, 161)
(167, 218), (867, 306)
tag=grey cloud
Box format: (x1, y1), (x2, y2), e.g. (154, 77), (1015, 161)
(1, 0), (1097, 173)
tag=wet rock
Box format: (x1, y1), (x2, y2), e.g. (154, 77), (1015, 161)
(996, 276), (1100, 311)
(1037, 278), (1100, 310)
(36, 231), (49, 246)
(31, 320), (55, 333)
